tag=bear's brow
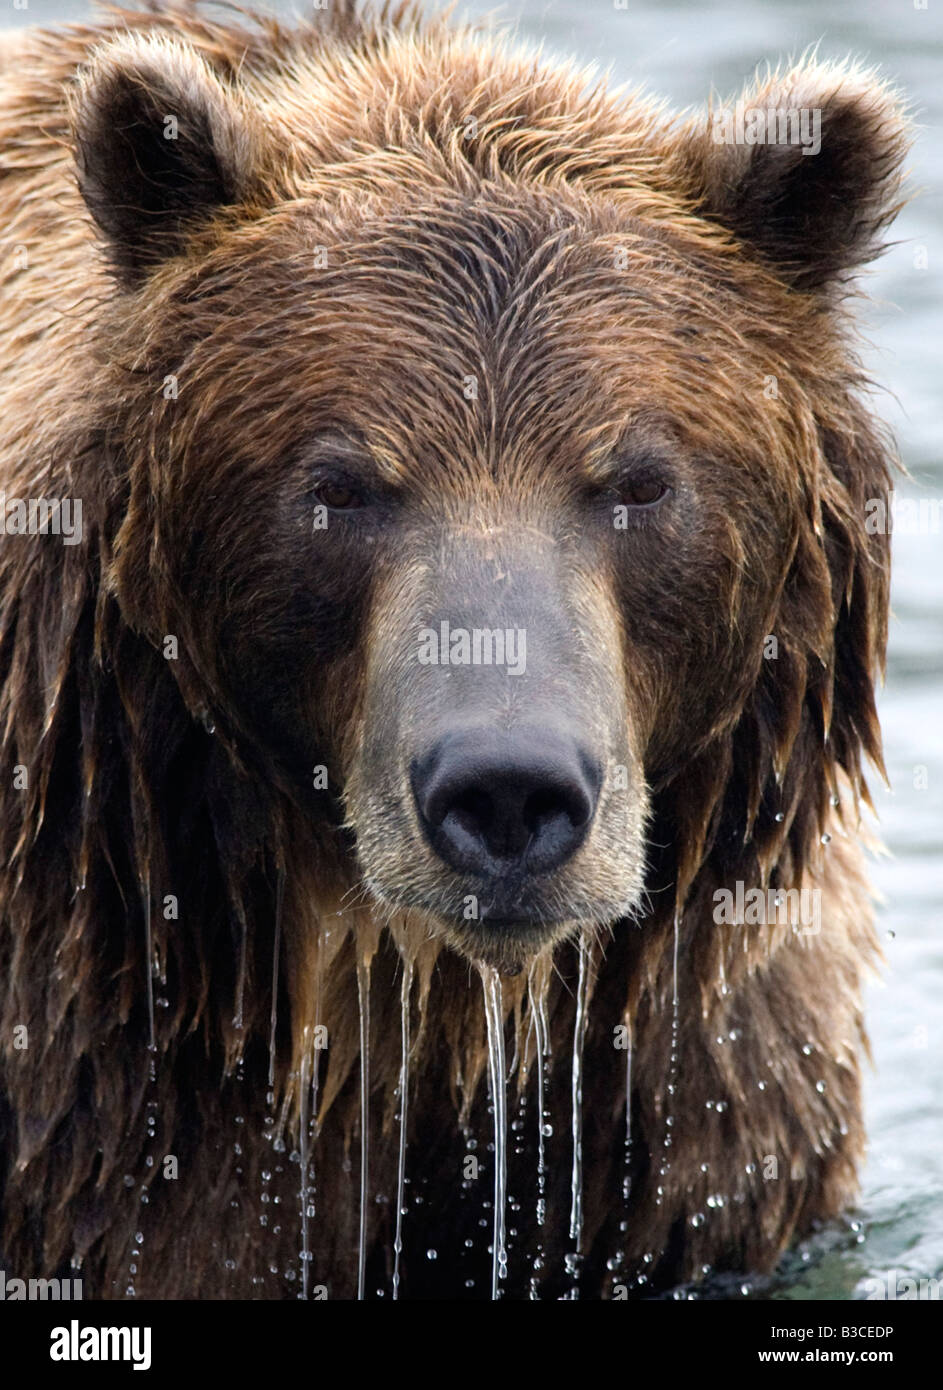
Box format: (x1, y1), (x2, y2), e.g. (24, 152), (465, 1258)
(583, 434), (678, 485)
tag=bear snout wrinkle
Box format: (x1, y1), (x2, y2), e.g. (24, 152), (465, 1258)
(411, 726), (601, 883)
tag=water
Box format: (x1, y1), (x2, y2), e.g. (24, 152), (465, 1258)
(356, 957), (371, 1302)
(392, 960), (413, 1301)
(267, 866), (285, 1092)
(297, 1027), (312, 1299)
(654, 916), (681, 1213)
(568, 936), (591, 1254)
(10, 0), (938, 1302)
(142, 875), (156, 1055)
(479, 965), (508, 1299)
(527, 958), (551, 1232)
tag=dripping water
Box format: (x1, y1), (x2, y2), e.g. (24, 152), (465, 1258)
(128, 875), (159, 1298)
(298, 921), (324, 1296)
(356, 957), (371, 1302)
(480, 964), (507, 1300)
(143, 878), (155, 1055)
(606, 1018), (634, 1293)
(527, 963), (551, 1300)
(259, 866), (285, 1290)
(267, 866), (285, 1092)
(299, 928), (328, 1295)
(392, 960), (413, 1301)
(654, 914), (681, 1218)
(568, 936), (590, 1258)
(623, 1026), (633, 1200)
(232, 900), (248, 1033)
(529, 970), (550, 1230)
(298, 1027), (312, 1299)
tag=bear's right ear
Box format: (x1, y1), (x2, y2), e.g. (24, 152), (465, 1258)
(69, 34), (263, 286)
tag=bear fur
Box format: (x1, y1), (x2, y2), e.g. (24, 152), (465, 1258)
(0, 1), (906, 1299)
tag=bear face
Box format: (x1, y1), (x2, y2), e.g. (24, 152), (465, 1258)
(67, 30), (904, 975)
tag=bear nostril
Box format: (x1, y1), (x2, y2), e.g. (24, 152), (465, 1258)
(523, 785), (591, 839)
(444, 788), (495, 843)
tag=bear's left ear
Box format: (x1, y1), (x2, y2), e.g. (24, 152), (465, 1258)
(674, 61), (910, 291)
(69, 33), (266, 286)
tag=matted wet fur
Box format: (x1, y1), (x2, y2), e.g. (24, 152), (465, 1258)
(0, 1), (907, 1298)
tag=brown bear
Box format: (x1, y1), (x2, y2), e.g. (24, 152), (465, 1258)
(0, 1), (906, 1300)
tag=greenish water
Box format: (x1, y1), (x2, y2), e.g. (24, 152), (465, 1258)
(4, 0), (940, 1302)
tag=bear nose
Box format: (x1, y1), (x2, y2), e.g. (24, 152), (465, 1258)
(411, 726), (601, 879)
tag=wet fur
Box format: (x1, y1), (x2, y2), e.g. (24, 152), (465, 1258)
(0, 2), (906, 1297)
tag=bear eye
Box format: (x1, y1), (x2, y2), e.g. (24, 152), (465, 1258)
(313, 479), (364, 511)
(620, 478), (670, 508)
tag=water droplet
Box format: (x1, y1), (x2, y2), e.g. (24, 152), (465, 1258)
(426, 1249), (437, 1260)
(774, 812), (785, 823)
(821, 833), (831, 845)
(816, 1080), (826, 1094)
